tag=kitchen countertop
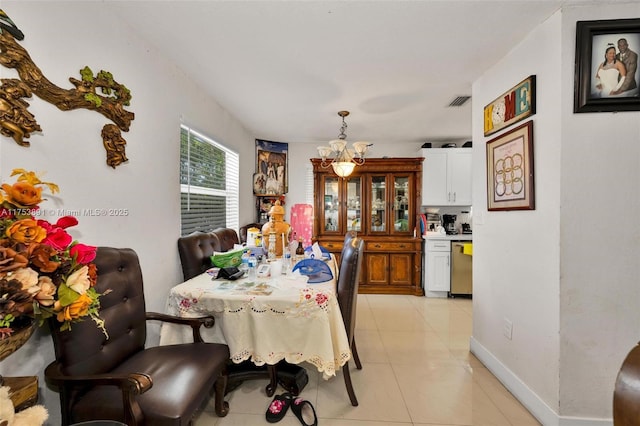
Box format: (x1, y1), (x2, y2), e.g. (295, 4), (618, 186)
(423, 233), (473, 241)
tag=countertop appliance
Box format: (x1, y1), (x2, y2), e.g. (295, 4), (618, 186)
(442, 214), (457, 235)
(451, 242), (472, 296)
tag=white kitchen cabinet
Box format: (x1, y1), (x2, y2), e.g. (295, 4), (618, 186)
(425, 240), (451, 292)
(422, 148), (472, 206)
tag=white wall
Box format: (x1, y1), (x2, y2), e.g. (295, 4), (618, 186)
(471, 9), (562, 423)
(471, 3), (640, 425)
(559, 2), (640, 420)
(0, 2), (255, 424)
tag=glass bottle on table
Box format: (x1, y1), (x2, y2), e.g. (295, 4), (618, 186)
(295, 237), (305, 261)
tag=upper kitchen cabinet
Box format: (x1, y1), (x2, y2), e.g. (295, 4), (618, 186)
(311, 158), (423, 295)
(422, 148), (472, 206)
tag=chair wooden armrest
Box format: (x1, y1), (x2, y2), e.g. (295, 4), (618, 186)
(45, 363), (152, 425)
(145, 312), (215, 342)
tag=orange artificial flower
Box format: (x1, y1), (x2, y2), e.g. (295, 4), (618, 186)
(56, 293), (93, 322)
(6, 219), (46, 244)
(1, 182), (42, 207)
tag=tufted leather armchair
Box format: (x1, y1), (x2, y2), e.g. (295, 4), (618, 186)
(177, 229), (240, 281)
(336, 236), (365, 406)
(177, 231), (222, 281)
(211, 227), (240, 252)
(45, 247), (230, 425)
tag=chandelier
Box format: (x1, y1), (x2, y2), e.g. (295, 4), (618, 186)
(317, 111), (371, 178)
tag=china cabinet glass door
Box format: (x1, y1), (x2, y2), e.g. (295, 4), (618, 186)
(346, 177), (361, 232)
(370, 175), (387, 233)
(323, 176), (340, 233)
(392, 175), (411, 234)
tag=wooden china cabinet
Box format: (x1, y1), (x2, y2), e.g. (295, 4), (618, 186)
(311, 157), (424, 296)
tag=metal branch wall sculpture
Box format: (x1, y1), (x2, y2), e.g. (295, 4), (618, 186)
(0, 78), (41, 145)
(0, 10), (134, 168)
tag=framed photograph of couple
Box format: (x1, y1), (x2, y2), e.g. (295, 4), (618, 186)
(574, 18), (640, 113)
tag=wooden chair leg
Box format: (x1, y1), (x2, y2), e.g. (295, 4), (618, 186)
(342, 361), (358, 406)
(214, 373), (229, 417)
(351, 337), (362, 370)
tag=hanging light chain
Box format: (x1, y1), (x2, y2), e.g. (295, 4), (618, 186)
(338, 114), (348, 140)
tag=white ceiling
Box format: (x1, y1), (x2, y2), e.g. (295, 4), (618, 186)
(106, 1), (594, 145)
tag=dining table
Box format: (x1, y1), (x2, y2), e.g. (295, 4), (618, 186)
(159, 256), (352, 395)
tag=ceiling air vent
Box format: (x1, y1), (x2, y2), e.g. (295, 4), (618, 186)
(448, 95), (471, 107)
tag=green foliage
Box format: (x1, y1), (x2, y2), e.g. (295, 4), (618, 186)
(0, 313), (15, 328)
(122, 86), (132, 105)
(84, 92), (102, 107)
(57, 283), (79, 307)
(80, 66), (94, 82)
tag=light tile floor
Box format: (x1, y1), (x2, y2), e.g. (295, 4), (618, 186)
(194, 295), (541, 425)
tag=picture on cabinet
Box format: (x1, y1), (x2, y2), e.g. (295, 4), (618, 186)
(574, 18), (640, 113)
(255, 139), (288, 195)
(486, 121), (535, 211)
(483, 75), (535, 136)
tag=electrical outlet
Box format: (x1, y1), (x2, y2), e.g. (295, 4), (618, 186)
(503, 318), (513, 340)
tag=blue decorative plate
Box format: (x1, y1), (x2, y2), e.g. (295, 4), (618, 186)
(304, 245), (331, 259)
(292, 259), (333, 283)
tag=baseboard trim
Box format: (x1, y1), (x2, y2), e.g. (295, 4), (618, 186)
(469, 337), (612, 426)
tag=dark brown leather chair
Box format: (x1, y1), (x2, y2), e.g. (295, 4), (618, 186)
(239, 223), (262, 244)
(45, 247), (230, 426)
(336, 236), (365, 406)
(212, 227), (240, 252)
(614, 341), (640, 425)
(177, 231), (222, 280)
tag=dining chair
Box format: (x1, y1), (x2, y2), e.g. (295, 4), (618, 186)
(336, 236), (365, 406)
(343, 230), (358, 246)
(613, 341), (640, 425)
(177, 231), (224, 280)
(45, 247), (231, 426)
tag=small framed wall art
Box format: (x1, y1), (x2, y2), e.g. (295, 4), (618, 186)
(486, 121), (535, 211)
(483, 75), (535, 137)
(574, 18), (640, 113)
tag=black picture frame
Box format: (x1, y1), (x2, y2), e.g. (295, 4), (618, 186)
(574, 18), (640, 113)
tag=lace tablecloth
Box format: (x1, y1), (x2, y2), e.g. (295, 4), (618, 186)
(159, 264), (351, 378)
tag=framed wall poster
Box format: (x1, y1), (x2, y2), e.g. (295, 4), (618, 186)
(254, 139), (288, 195)
(486, 121), (535, 211)
(483, 75), (535, 137)
(574, 18), (640, 113)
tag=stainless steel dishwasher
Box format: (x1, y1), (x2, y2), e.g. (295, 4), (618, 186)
(450, 242), (472, 296)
